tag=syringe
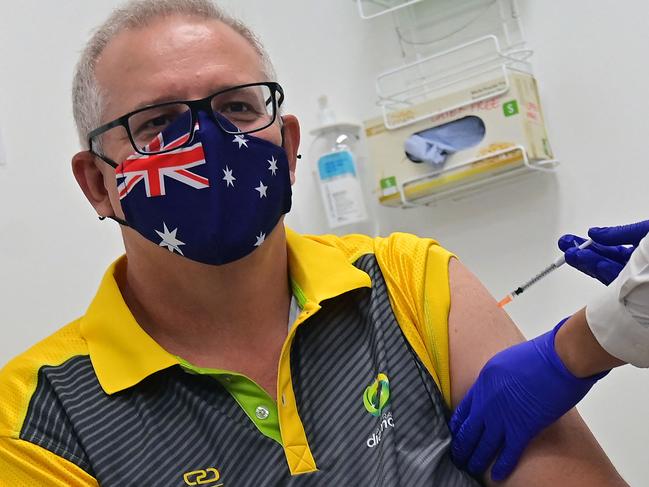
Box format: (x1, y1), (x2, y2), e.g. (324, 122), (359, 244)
(498, 238), (593, 308)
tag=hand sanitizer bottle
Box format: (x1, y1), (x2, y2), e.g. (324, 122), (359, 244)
(312, 96), (377, 236)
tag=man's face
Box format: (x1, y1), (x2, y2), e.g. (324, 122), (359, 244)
(92, 15), (285, 219)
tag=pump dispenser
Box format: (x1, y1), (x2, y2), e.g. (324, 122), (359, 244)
(317, 95), (336, 126)
(309, 97), (377, 236)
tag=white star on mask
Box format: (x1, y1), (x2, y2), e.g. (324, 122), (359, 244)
(223, 166), (236, 187)
(268, 156), (278, 176)
(233, 134), (249, 149)
(254, 232), (266, 247)
(155, 223), (185, 255)
(255, 181), (268, 198)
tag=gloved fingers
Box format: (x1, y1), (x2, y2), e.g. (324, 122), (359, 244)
(490, 438), (528, 482)
(449, 387), (474, 436)
(559, 234), (633, 265)
(595, 258), (626, 285)
(564, 248), (624, 285)
(597, 244), (634, 265)
(451, 412), (485, 468)
(558, 233), (588, 252)
(466, 425), (504, 477)
(589, 220), (649, 246)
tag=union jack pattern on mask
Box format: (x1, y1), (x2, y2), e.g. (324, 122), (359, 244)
(116, 125), (209, 199)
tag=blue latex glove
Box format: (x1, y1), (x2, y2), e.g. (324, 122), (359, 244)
(558, 220), (649, 285)
(449, 319), (607, 482)
(405, 116), (486, 165)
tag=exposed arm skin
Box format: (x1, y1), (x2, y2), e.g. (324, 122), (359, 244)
(448, 258), (627, 487)
(556, 307), (625, 378)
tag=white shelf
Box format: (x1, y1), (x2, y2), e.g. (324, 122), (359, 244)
(391, 0), (525, 59)
(387, 145), (558, 208)
(355, 0), (424, 20)
(376, 34), (532, 130)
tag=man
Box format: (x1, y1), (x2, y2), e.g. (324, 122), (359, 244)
(451, 220), (649, 481)
(0, 1), (628, 485)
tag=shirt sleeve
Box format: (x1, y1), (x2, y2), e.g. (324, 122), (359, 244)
(586, 233), (649, 367)
(0, 436), (98, 487)
(372, 233), (455, 408)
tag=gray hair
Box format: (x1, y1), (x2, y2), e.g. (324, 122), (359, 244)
(72, 0), (276, 150)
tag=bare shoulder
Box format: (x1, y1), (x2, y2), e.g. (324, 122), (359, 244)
(447, 258), (524, 408)
(447, 259), (627, 487)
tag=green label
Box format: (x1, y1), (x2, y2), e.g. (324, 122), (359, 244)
(503, 100), (519, 117)
(380, 177), (397, 190)
(363, 373), (390, 417)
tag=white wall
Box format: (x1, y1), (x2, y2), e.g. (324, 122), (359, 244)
(1, 0), (647, 483)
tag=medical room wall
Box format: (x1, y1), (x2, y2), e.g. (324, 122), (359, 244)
(0, 0), (647, 483)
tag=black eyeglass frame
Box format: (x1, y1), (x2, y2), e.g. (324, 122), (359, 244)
(87, 81), (285, 158)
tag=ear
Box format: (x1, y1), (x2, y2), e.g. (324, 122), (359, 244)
(71, 151), (118, 218)
(280, 115), (301, 185)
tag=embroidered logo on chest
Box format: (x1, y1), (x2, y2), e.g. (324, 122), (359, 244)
(363, 373), (395, 448)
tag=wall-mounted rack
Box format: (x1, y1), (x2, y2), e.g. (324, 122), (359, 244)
(356, 0), (424, 20)
(376, 34), (532, 130)
(387, 145), (558, 208)
(357, 0), (559, 209)
(390, 0), (525, 58)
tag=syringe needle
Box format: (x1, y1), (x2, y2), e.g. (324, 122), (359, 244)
(498, 238), (594, 308)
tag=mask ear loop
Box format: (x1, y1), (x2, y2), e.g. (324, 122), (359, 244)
(87, 149), (131, 227)
(278, 116), (302, 159)
(98, 215), (130, 227)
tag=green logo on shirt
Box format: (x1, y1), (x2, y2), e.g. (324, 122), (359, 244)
(363, 373), (390, 416)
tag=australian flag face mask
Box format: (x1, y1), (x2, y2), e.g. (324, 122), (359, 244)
(112, 110), (292, 265)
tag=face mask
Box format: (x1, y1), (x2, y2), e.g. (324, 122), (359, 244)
(111, 110), (292, 265)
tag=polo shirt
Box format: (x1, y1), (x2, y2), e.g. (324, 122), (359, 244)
(0, 228), (480, 486)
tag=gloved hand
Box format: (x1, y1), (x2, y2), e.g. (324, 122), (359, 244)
(558, 220), (649, 285)
(449, 319), (608, 481)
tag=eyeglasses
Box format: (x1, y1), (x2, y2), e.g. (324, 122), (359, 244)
(88, 81), (284, 156)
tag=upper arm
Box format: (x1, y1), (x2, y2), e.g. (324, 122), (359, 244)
(448, 258), (627, 487)
(0, 437), (98, 487)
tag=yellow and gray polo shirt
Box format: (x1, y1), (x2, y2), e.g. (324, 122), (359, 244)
(0, 229), (480, 486)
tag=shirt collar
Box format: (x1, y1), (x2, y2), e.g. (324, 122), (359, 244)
(81, 228), (372, 395)
(80, 256), (178, 395)
(285, 228), (372, 307)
